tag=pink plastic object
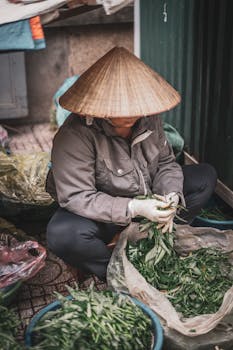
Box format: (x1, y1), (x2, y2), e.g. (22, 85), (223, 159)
(0, 240), (46, 289)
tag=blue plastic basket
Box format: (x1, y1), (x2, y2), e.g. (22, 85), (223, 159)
(192, 215), (233, 230)
(192, 195), (233, 230)
(25, 294), (163, 350)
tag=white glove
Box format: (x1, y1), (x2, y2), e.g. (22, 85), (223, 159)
(164, 192), (179, 207)
(128, 198), (176, 223)
(155, 192), (179, 233)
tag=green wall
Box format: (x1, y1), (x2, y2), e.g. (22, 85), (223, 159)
(140, 0), (233, 190)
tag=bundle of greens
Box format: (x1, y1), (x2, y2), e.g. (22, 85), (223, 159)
(200, 207), (233, 221)
(127, 222), (233, 318)
(31, 286), (152, 350)
(0, 304), (23, 350)
(0, 152), (53, 205)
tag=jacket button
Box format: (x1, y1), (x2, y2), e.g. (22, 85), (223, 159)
(117, 168), (123, 175)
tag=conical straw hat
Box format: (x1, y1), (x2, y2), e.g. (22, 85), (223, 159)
(59, 46), (181, 118)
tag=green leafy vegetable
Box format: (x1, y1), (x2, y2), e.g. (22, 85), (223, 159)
(127, 222), (233, 318)
(200, 207), (233, 221)
(0, 304), (23, 350)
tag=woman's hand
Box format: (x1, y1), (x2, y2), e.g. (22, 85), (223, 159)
(164, 192), (179, 207)
(155, 192), (179, 233)
(128, 198), (176, 223)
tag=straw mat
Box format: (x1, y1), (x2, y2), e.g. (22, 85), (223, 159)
(60, 46), (181, 118)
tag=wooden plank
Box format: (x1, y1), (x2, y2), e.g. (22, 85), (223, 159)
(47, 4), (101, 24)
(184, 151), (233, 209)
(67, 0), (98, 9)
(215, 181), (233, 210)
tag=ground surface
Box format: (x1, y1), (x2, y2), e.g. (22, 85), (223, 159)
(8, 123), (54, 154)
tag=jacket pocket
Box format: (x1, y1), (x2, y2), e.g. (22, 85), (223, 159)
(104, 159), (134, 176)
(95, 158), (139, 196)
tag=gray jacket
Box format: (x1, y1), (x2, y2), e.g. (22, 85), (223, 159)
(46, 114), (184, 225)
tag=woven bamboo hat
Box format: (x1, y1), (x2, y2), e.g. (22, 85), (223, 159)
(59, 46), (181, 118)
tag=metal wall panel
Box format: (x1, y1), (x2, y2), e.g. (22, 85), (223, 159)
(140, 0), (233, 190)
(0, 52), (28, 119)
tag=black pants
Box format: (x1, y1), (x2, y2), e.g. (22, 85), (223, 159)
(46, 163), (217, 281)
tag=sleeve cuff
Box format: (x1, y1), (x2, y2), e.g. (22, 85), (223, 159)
(111, 197), (132, 225)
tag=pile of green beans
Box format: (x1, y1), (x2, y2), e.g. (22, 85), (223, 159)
(200, 207), (233, 221)
(32, 287), (152, 350)
(0, 304), (23, 350)
(127, 223), (233, 318)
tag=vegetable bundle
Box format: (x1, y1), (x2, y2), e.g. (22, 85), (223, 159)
(31, 286), (152, 350)
(127, 222), (233, 318)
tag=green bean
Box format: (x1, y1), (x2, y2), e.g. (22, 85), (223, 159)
(31, 286), (152, 350)
(200, 207), (233, 221)
(0, 305), (24, 350)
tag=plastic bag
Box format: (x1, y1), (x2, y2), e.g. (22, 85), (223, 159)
(53, 75), (79, 127)
(0, 218), (46, 288)
(107, 223), (233, 336)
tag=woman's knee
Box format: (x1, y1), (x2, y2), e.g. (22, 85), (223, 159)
(46, 211), (99, 256)
(183, 163), (217, 193)
(199, 163), (217, 193)
(203, 163), (218, 188)
(46, 217), (68, 254)
(183, 163), (217, 211)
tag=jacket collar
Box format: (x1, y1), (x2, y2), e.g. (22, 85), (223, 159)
(93, 117), (154, 140)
